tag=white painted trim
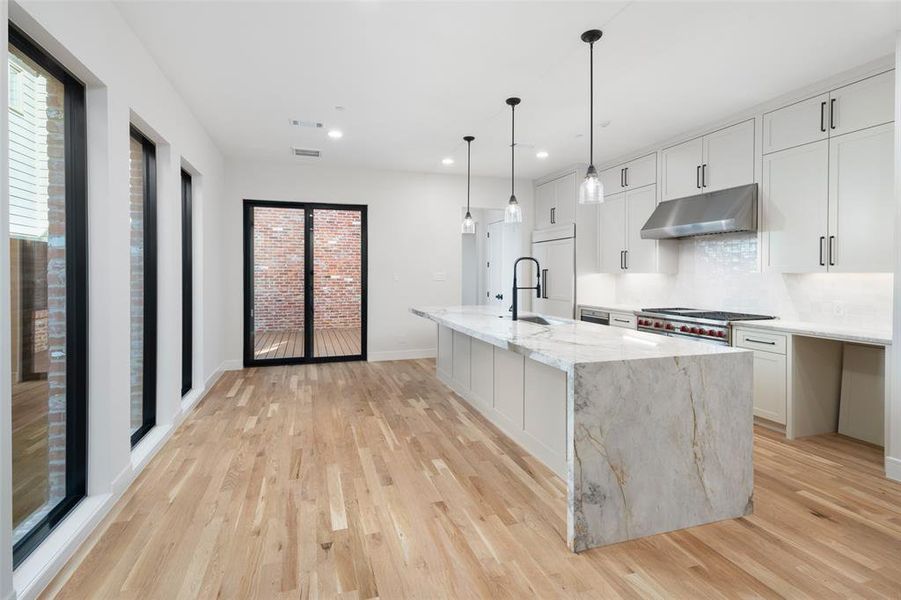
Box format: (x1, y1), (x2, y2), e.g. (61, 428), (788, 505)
(886, 456), (901, 482)
(220, 359), (243, 371)
(12, 495), (115, 600)
(368, 348), (435, 362)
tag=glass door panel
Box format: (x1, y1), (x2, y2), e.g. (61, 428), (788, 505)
(251, 205), (306, 360)
(311, 208), (363, 359)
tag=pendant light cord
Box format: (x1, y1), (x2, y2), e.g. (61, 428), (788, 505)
(466, 139), (471, 211)
(589, 40), (594, 167)
(510, 103), (515, 196)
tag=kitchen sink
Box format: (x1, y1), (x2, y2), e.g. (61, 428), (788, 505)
(517, 315), (552, 325)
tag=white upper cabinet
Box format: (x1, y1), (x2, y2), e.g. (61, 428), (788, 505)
(661, 120), (755, 201)
(762, 71), (893, 155)
(597, 192), (626, 273)
(597, 184), (675, 274)
(829, 71), (894, 137)
(762, 94), (830, 154)
(598, 153), (657, 196)
(827, 122), (894, 273)
(702, 119), (755, 193)
(534, 171), (577, 229)
(763, 140), (829, 273)
(660, 136), (703, 201)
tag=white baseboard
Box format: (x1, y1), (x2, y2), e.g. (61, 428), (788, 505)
(368, 348), (435, 362)
(221, 359), (243, 371)
(886, 456), (901, 482)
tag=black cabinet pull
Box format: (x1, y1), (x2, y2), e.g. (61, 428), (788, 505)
(542, 269), (549, 298)
(624, 167), (629, 187)
(696, 165), (702, 189)
(550, 207), (555, 224)
(745, 338), (776, 345)
(620, 250), (625, 270)
(830, 98), (836, 130)
(623, 250), (628, 270)
(819, 236), (825, 266)
(702, 164), (708, 188)
(820, 101), (827, 132)
(828, 235), (835, 266)
(620, 168), (625, 187)
(613, 318), (630, 324)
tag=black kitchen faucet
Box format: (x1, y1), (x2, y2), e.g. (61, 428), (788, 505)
(511, 257), (541, 321)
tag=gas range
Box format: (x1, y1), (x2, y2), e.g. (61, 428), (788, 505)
(636, 307), (776, 346)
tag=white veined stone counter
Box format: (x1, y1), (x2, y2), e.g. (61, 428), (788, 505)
(412, 305), (754, 552)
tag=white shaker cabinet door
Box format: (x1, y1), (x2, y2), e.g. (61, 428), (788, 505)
(661, 136), (703, 201)
(702, 119), (755, 193)
(534, 180), (555, 229)
(553, 171), (577, 225)
(624, 185), (658, 273)
(763, 140), (829, 273)
(827, 122), (894, 273)
(597, 192), (626, 273)
(623, 153), (657, 190)
(599, 164), (625, 196)
(493, 347), (525, 430)
(751, 349), (787, 425)
(829, 70), (894, 138)
(762, 93), (829, 155)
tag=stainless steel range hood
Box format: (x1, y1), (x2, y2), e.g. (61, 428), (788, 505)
(640, 183), (757, 239)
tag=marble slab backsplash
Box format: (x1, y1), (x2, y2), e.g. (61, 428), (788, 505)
(582, 233), (892, 329)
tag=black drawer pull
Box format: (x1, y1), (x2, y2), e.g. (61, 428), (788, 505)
(745, 338), (776, 345)
(613, 318), (631, 324)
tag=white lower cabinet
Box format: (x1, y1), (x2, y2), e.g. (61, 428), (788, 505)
(609, 311), (637, 329)
(435, 329), (568, 477)
(734, 328), (787, 425)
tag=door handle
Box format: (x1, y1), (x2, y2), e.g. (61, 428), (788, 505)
(828, 235), (835, 266)
(696, 165), (702, 189)
(542, 269), (548, 299)
(830, 98), (836, 130)
(495, 293), (504, 300)
(820, 101), (827, 132)
(819, 236), (825, 266)
(701, 164), (708, 188)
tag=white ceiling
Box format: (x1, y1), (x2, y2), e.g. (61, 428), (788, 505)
(116, 1), (900, 179)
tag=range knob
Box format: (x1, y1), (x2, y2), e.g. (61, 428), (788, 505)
(654, 322), (662, 328)
(680, 325), (689, 332)
(717, 331), (726, 338)
(690, 327), (699, 334)
(665, 323), (674, 330)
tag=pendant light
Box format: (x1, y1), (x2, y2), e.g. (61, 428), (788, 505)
(461, 135), (476, 235)
(579, 29), (604, 204)
(504, 97), (523, 224)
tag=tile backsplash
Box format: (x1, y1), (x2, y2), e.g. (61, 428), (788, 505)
(581, 233), (892, 329)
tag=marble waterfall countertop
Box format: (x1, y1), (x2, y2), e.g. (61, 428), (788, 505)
(410, 305), (741, 373)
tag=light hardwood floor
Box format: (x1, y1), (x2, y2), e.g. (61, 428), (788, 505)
(43, 360), (901, 599)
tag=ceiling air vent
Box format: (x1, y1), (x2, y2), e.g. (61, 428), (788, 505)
(292, 147), (321, 158)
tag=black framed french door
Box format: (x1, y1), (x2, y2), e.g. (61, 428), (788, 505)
(180, 170), (192, 396)
(242, 200), (367, 366)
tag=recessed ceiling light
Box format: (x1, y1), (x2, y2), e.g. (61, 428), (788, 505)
(442, 158), (454, 165)
(327, 129), (343, 139)
(536, 151), (549, 159)
(335, 105), (345, 112)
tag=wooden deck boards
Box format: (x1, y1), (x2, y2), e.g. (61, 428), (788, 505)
(253, 327), (361, 359)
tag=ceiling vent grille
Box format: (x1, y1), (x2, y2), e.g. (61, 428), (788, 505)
(289, 119), (323, 129)
(292, 147), (321, 158)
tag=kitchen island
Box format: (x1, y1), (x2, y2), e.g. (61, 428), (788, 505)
(411, 305), (754, 552)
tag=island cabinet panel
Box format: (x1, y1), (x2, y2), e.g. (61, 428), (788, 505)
(493, 347), (525, 430)
(469, 338), (494, 409)
(437, 324), (453, 379)
(452, 330), (471, 389)
(524, 359), (568, 472)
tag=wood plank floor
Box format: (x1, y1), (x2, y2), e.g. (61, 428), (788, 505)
(12, 378), (50, 531)
(43, 360), (901, 599)
(253, 328), (361, 360)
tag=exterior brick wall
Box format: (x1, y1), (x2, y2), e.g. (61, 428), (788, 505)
(252, 207), (361, 332)
(253, 207), (305, 332)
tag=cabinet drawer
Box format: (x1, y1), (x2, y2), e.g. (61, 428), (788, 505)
(609, 312), (637, 329)
(734, 328), (787, 354)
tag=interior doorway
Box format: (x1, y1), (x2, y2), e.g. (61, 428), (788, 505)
(460, 207), (519, 308)
(243, 200), (367, 366)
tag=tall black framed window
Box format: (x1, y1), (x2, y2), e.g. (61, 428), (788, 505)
(8, 24), (88, 567)
(242, 200), (367, 367)
(180, 169), (192, 396)
(129, 127), (157, 446)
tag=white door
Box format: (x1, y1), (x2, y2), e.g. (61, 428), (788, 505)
(552, 172), (577, 225)
(829, 71), (894, 138)
(624, 185), (658, 273)
(661, 136), (703, 200)
(599, 164), (624, 196)
(762, 93), (830, 155)
(763, 140), (829, 273)
(487, 221), (506, 305)
(827, 122), (894, 273)
(536, 238), (574, 318)
(623, 153), (656, 190)
(702, 120), (755, 193)
(534, 181), (555, 229)
(597, 191), (626, 273)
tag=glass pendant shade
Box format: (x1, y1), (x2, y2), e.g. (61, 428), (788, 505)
(579, 165), (604, 204)
(461, 210), (475, 234)
(504, 195), (522, 224)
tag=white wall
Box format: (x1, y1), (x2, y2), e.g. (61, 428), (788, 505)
(583, 232), (893, 328)
(223, 160), (533, 362)
(2, 1), (227, 597)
